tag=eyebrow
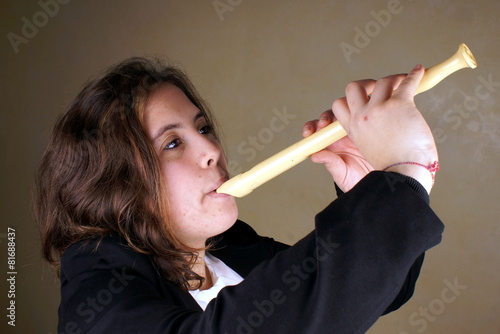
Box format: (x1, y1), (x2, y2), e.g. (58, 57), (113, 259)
(152, 112), (205, 143)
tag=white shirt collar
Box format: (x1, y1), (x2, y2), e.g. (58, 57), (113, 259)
(188, 253), (244, 310)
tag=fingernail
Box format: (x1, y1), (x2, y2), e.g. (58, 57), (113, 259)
(413, 64), (422, 71)
(303, 125), (312, 136)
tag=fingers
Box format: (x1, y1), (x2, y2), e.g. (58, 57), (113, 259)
(302, 110), (336, 137)
(392, 64), (425, 100)
(347, 65), (424, 106)
(318, 65), (426, 139)
(318, 110), (335, 128)
(369, 74), (406, 104)
(331, 97), (349, 131)
(345, 79), (376, 110)
(370, 65), (425, 103)
(332, 79), (376, 130)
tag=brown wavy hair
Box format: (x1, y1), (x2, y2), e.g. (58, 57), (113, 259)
(33, 57), (220, 290)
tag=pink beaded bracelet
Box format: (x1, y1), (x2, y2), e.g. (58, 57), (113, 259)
(383, 161), (440, 184)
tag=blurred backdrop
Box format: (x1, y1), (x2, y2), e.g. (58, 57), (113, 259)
(1, 0), (499, 333)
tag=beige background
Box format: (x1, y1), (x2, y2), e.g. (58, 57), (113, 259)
(1, 0), (499, 333)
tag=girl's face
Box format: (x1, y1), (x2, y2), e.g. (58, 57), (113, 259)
(143, 83), (238, 248)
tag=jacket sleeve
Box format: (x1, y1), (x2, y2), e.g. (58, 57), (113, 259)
(334, 173), (431, 315)
(58, 171), (444, 334)
(212, 219), (425, 316)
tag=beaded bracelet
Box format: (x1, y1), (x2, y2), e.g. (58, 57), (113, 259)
(383, 161), (440, 185)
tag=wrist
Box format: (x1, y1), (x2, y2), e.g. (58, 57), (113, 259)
(383, 161), (439, 194)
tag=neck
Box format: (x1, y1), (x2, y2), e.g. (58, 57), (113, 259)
(190, 250), (213, 291)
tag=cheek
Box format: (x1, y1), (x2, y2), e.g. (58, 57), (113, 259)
(160, 157), (205, 201)
(160, 159), (194, 191)
(160, 162), (196, 211)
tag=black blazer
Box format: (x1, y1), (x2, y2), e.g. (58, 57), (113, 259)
(58, 172), (444, 333)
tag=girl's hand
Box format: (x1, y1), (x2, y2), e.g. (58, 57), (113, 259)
(302, 110), (374, 193)
(332, 65), (438, 193)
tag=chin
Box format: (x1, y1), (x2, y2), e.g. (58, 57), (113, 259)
(216, 202), (239, 235)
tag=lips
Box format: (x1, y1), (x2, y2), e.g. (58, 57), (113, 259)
(207, 175), (229, 197)
(208, 175), (229, 194)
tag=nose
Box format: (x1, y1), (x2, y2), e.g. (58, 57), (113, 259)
(196, 135), (222, 168)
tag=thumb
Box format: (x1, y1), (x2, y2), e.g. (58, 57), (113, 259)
(311, 149), (344, 169)
(311, 150), (350, 186)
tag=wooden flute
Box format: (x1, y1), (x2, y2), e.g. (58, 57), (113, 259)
(217, 43), (477, 197)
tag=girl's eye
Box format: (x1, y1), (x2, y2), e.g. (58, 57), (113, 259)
(163, 138), (181, 150)
(199, 125), (213, 135)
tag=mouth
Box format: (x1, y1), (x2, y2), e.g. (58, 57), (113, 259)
(208, 176), (231, 197)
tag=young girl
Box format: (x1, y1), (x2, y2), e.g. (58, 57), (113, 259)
(34, 58), (443, 333)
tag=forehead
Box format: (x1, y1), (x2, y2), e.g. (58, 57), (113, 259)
(144, 83), (199, 121)
(141, 83), (201, 139)
(145, 83), (196, 114)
